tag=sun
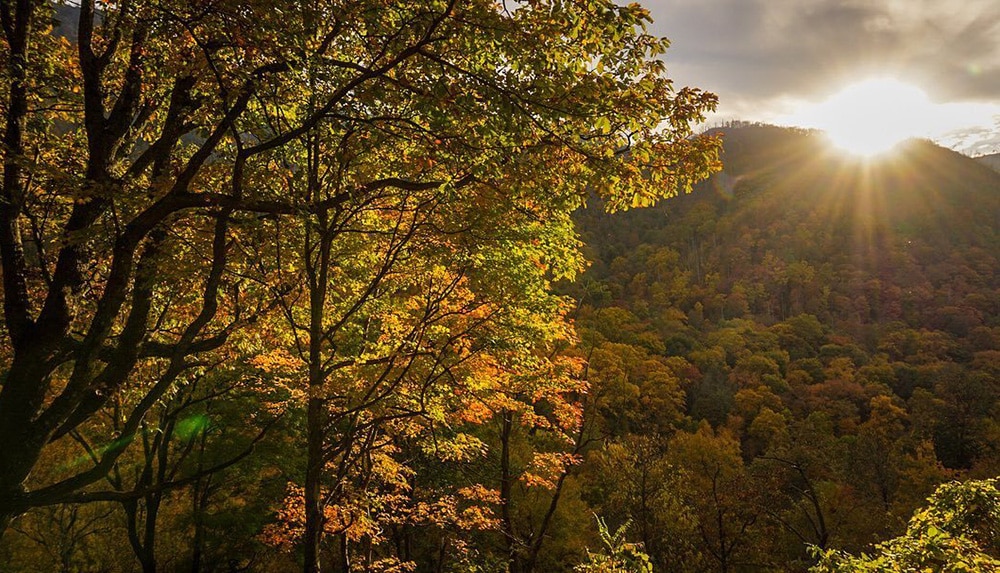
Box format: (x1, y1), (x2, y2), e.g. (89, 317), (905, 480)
(791, 79), (934, 157)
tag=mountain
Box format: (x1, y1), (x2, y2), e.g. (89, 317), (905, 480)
(564, 124), (1000, 567)
(578, 125), (1000, 329)
(570, 126), (1000, 548)
(977, 152), (1000, 173)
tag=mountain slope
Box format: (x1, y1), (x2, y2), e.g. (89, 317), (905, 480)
(572, 123), (999, 460)
(561, 125), (1000, 570)
(564, 125), (1000, 567)
(977, 152), (1000, 173)
(577, 125), (1000, 333)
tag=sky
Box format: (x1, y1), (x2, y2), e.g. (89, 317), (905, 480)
(641, 0), (1000, 156)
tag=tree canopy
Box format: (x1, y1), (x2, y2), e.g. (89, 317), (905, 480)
(0, 1), (719, 571)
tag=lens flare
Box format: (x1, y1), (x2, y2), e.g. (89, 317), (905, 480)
(779, 78), (999, 158)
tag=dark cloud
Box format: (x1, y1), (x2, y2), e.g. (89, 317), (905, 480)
(646, 0), (1000, 104)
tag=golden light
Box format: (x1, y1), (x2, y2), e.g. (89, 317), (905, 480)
(793, 79), (932, 157)
(782, 78), (1000, 158)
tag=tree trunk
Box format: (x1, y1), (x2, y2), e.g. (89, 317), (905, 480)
(190, 517), (204, 573)
(141, 497), (161, 573)
(498, 411), (525, 573)
(0, 354), (62, 539)
(139, 549), (157, 573)
(338, 533), (350, 573)
(303, 396), (326, 573)
(190, 478), (208, 573)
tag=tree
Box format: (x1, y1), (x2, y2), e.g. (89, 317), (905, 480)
(811, 479), (1000, 573)
(586, 435), (702, 571)
(0, 0), (720, 545)
(98, 367), (273, 573)
(667, 424), (765, 573)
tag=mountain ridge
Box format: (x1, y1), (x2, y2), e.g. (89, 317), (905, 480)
(579, 125), (1000, 318)
(977, 152), (1000, 173)
(571, 123), (999, 468)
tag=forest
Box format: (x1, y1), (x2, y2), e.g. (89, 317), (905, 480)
(0, 1), (998, 572)
(568, 124), (1000, 571)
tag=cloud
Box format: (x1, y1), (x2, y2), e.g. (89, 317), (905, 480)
(641, 0), (1000, 153)
(647, 0), (1000, 103)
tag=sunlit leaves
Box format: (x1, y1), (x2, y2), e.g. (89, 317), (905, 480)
(1, 0), (720, 567)
(811, 479), (1000, 573)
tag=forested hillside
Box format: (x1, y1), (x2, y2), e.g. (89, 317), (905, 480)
(565, 124), (1000, 570)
